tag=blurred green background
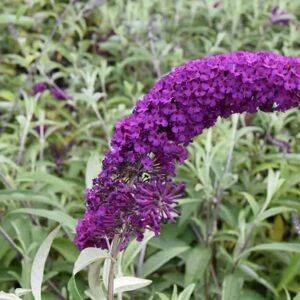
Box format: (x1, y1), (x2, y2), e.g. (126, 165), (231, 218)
(1, 0), (300, 299)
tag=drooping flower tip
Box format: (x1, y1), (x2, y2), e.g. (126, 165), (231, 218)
(75, 177), (185, 250)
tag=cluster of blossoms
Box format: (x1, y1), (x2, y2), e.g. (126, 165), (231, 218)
(75, 51), (300, 250)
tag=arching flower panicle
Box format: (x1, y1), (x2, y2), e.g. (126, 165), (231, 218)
(75, 51), (300, 250)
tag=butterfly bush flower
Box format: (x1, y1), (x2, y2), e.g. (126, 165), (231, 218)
(270, 6), (291, 26)
(50, 87), (72, 100)
(33, 82), (48, 94)
(32, 82), (72, 101)
(75, 51), (300, 250)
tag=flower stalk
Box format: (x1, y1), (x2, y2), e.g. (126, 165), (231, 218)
(108, 234), (120, 300)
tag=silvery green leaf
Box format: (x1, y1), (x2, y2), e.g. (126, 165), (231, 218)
(142, 246), (189, 278)
(171, 285), (178, 300)
(14, 289), (31, 297)
(293, 292), (300, 300)
(67, 276), (82, 300)
(31, 226), (60, 300)
(184, 248), (211, 285)
(257, 207), (295, 222)
(241, 192), (259, 217)
(0, 291), (22, 300)
(122, 231), (154, 270)
(221, 274), (242, 300)
(88, 261), (103, 299)
(260, 170), (284, 214)
(178, 284), (195, 300)
(11, 208), (76, 231)
(113, 276), (152, 293)
(102, 258), (111, 290)
(73, 247), (110, 276)
(156, 293), (170, 300)
(239, 264), (277, 295)
(85, 151), (101, 188)
(240, 243), (300, 259)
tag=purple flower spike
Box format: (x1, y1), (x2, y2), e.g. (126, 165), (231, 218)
(213, 0), (220, 8)
(50, 87), (72, 100)
(33, 82), (48, 94)
(270, 6), (291, 26)
(75, 51), (300, 251)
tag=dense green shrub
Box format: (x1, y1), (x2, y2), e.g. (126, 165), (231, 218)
(1, 1), (300, 299)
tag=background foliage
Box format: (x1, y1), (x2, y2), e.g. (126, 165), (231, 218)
(1, 0), (300, 299)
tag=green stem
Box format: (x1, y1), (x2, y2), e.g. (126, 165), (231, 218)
(108, 234), (120, 300)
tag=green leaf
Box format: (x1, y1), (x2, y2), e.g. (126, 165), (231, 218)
(171, 285), (178, 300)
(142, 246), (189, 278)
(149, 238), (188, 250)
(271, 215), (285, 241)
(222, 274), (242, 300)
(277, 254), (300, 291)
(15, 289), (31, 297)
(0, 155), (19, 168)
(241, 243), (300, 258)
(257, 207), (295, 222)
(293, 292), (300, 300)
(0, 14), (34, 26)
(113, 277), (152, 293)
(102, 258), (110, 290)
(0, 190), (62, 208)
(260, 170), (284, 214)
(31, 226), (60, 300)
(178, 283), (195, 300)
(73, 247), (110, 276)
(241, 192), (259, 216)
(87, 262), (105, 299)
(85, 152), (101, 188)
(17, 172), (76, 193)
(10, 208), (76, 231)
(123, 231), (154, 270)
(284, 288), (292, 300)
(184, 248), (211, 285)
(241, 289), (265, 300)
(239, 264), (277, 295)
(236, 126), (263, 140)
(156, 293), (170, 300)
(52, 238), (79, 262)
(67, 276), (83, 300)
(0, 291), (22, 300)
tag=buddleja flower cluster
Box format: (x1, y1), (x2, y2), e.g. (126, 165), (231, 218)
(75, 51), (300, 250)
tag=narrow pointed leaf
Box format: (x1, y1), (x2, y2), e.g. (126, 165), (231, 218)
(114, 276), (152, 293)
(123, 231), (155, 270)
(222, 274), (242, 300)
(73, 247), (110, 276)
(31, 226), (60, 300)
(178, 284), (195, 300)
(142, 246), (189, 278)
(10, 208), (76, 231)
